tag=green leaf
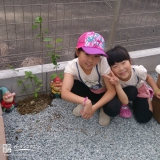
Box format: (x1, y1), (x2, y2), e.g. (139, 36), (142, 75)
(30, 75), (35, 78)
(29, 71), (33, 74)
(52, 54), (55, 60)
(43, 38), (53, 42)
(32, 25), (38, 29)
(47, 51), (53, 56)
(35, 16), (42, 23)
(59, 72), (64, 79)
(17, 79), (23, 86)
(46, 44), (53, 48)
(36, 34), (41, 37)
(25, 75), (29, 79)
(37, 79), (42, 83)
(35, 81), (39, 85)
(55, 46), (62, 50)
(52, 55), (57, 65)
(33, 76), (38, 80)
(35, 88), (40, 92)
(51, 73), (57, 79)
(56, 38), (63, 43)
(24, 71), (28, 74)
(34, 92), (38, 98)
(56, 54), (60, 58)
(53, 61), (57, 65)
(17, 78), (22, 82)
(25, 71), (32, 75)
(59, 75), (63, 80)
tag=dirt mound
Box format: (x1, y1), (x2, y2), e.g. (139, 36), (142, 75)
(17, 93), (52, 115)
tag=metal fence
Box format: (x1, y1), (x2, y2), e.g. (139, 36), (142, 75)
(0, 0), (160, 70)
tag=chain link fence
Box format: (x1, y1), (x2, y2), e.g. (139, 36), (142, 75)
(0, 0), (160, 70)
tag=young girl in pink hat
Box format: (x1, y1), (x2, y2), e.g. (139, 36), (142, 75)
(106, 45), (160, 123)
(61, 31), (123, 126)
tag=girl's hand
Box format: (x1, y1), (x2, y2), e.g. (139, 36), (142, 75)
(103, 71), (120, 86)
(81, 100), (94, 119)
(155, 89), (160, 99)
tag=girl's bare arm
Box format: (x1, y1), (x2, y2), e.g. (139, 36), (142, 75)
(61, 73), (88, 104)
(115, 84), (129, 105)
(146, 74), (160, 98)
(92, 74), (116, 112)
(103, 71), (128, 105)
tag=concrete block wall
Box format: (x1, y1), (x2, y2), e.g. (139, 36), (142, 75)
(0, 48), (160, 100)
(0, 62), (67, 100)
(130, 47), (160, 72)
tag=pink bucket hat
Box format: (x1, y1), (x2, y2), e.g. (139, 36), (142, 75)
(76, 31), (108, 57)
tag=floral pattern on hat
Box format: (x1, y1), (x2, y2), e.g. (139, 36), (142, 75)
(85, 32), (105, 51)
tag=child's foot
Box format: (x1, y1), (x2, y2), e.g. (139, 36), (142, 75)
(99, 108), (110, 126)
(119, 105), (132, 118)
(72, 104), (84, 116)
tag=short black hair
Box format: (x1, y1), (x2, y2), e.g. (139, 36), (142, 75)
(74, 48), (84, 58)
(106, 45), (131, 66)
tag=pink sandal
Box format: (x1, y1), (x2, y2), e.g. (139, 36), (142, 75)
(119, 105), (132, 118)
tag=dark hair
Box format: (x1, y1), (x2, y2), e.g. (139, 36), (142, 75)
(74, 48), (84, 58)
(106, 45), (132, 66)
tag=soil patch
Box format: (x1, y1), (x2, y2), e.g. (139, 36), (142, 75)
(17, 93), (52, 115)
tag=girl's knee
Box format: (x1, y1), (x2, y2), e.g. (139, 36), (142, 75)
(135, 111), (153, 123)
(103, 107), (120, 117)
(123, 86), (138, 101)
(103, 96), (121, 117)
(133, 97), (152, 123)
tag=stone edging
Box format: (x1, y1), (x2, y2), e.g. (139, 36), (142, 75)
(0, 107), (8, 160)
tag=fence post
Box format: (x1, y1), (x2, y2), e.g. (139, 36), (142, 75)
(107, 0), (122, 50)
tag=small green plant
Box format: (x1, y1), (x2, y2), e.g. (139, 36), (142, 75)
(8, 65), (43, 98)
(17, 71), (43, 98)
(32, 16), (63, 80)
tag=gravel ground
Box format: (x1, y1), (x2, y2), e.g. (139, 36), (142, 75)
(3, 71), (160, 160)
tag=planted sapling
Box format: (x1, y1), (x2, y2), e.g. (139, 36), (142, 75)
(32, 16), (63, 98)
(17, 71), (43, 98)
